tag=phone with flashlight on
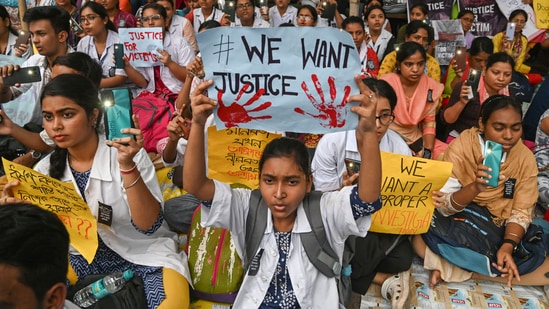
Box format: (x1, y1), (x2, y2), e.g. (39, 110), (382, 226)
(101, 87), (134, 144)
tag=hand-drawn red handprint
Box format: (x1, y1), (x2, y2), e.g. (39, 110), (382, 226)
(295, 74), (351, 128)
(217, 84), (272, 128)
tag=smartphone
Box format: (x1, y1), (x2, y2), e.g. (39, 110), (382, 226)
(114, 43), (124, 69)
(466, 68), (481, 100)
(223, 0), (236, 23)
(2, 66), (41, 85)
(455, 46), (467, 72)
(345, 158), (361, 176)
(321, 2), (337, 19)
(483, 140), (503, 187)
(14, 30), (31, 50)
(101, 88), (134, 143)
(393, 43), (402, 52)
(70, 17), (83, 35)
(506, 22), (516, 41)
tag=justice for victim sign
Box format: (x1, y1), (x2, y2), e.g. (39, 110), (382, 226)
(2, 158), (98, 263)
(369, 152), (453, 235)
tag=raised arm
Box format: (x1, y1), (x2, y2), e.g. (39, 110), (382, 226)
(183, 80), (216, 201)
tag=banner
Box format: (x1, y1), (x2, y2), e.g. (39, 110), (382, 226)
(407, 0), (454, 22)
(197, 27), (361, 134)
(369, 152), (453, 234)
(2, 158), (98, 263)
(432, 20), (465, 66)
(458, 0), (507, 37)
(533, 0), (549, 29)
(496, 0), (545, 41)
(118, 27), (163, 67)
(207, 127), (281, 189)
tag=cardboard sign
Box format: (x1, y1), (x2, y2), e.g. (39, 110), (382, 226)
(197, 27), (361, 134)
(533, 0), (549, 29)
(207, 127), (281, 189)
(369, 152), (453, 235)
(458, 0), (507, 37)
(118, 27), (163, 67)
(2, 158), (98, 263)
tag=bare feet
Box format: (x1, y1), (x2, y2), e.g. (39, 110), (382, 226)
(429, 269), (441, 289)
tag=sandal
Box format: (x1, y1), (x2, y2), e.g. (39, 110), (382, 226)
(381, 269), (411, 309)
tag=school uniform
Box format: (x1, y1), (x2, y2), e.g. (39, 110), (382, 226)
(169, 14), (198, 53)
(268, 5), (297, 27)
(77, 30), (127, 79)
(366, 28), (393, 62)
(232, 15), (271, 28)
(192, 7), (224, 32)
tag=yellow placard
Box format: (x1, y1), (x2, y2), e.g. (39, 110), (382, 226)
(369, 152), (453, 235)
(2, 158), (98, 263)
(533, 0), (549, 29)
(207, 127), (282, 189)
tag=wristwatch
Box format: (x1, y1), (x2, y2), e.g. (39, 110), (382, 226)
(422, 148), (432, 159)
(31, 150), (43, 160)
(502, 239), (518, 253)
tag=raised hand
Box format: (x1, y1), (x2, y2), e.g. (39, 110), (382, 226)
(216, 84), (272, 128)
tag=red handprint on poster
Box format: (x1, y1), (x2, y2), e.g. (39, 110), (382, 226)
(295, 74), (351, 128)
(217, 84), (272, 128)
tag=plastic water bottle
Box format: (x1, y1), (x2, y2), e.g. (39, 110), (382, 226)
(73, 269), (134, 307)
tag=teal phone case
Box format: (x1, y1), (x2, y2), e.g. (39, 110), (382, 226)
(483, 140), (502, 187)
(101, 88), (134, 142)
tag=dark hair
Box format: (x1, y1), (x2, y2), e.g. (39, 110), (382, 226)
(364, 4), (385, 21)
(80, 1), (117, 32)
(154, 0), (175, 8)
(259, 137), (311, 180)
(405, 20), (429, 38)
(23, 6), (70, 36)
(40, 74), (101, 179)
(342, 16), (365, 31)
(198, 20), (221, 31)
(362, 78), (397, 110)
(410, 3), (428, 15)
(278, 22), (295, 27)
(486, 51), (515, 70)
(509, 9), (527, 22)
(469, 36), (493, 56)
(298, 5), (318, 22)
(0, 203), (69, 302)
(0, 5), (18, 36)
(396, 41), (426, 64)
(457, 9), (474, 19)
(143, 3), (168, 20)
(365, 0), (383, 7)
(52, 52), (103, 88)
(480, 95), (522, 125)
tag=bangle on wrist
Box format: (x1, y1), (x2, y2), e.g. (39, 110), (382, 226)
(124, 175), (141, 189)
(120, 164), (137, 174)
(505, 232), (521, 239)
(450, 193), (467, 208)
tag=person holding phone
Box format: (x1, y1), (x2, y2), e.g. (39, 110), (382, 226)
(315, 0), (344, 28)
(153, 0), (199, 53)
(380, 41), (444, 159)
(413, 95), (549, 290)
(2, 74), (192, 309)
(77, 2), (128, 89)
(0, 5), (31, 59)
(492, 9), (530, 75)
(54, 0), (82, 49)
(312, 78), (413, 308)
(438, 52), (513, 143)
(191, 0), (224, 32)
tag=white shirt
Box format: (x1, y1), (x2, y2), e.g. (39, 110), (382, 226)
(77, 30), (127, 78)
(134, 33), (195, 97)
(169, 14), (198, 53)
(312, 129), (411, 191)
(192, 7), (224, 32)
(201, 180), (371, 309)
(232, 14), (271, 28)
(366, 28), (393, 61)
(317, 13), (346, 28)
(35, 136), (191, 281)
(269, 5), (297, 27)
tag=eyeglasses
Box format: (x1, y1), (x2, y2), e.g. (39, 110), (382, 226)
(236, 3), (253, 10)
(142, 14), (162, 22)
(375, 113), (395, 126)
(80, 15), (99, 24)
(298, 15), (313, 21)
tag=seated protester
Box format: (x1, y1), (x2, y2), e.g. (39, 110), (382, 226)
(0, 5), (31, 59)
(268, 0), (297, 27)
(183, 75), (383, 308)
(0, 203), (79, 309)
(311, 78), (413, 308)
(437, 52), (513, 143)
(191, 0), (224, 32)
(396, 3), (428, 43)
(296, 5), (318, 27)
(535, 108), (549, 213)
(523, 77), (549, 142)
(364, 5), (393, 62)
(54, 0), (80, 50)
(378, 20), (441, 82)
(77, 2), (128, 89)
(231, 0), (270, 28)
(524, 30), (549, 76)
(123, 3), (194, 153)
(492, 9), (530, 75)
(101, 0), (137, 29)
(442, 37), (493, 107)
(342, 16), (379, 78)
(458, 9), (475, 49)
(154, 0), (199, 54)
(414, 95), (549, 290)
(3, 74), (192, 308)
(0, 52), (103, 169)
(362, 0), (391, 33)
(315, 0), (345, 28)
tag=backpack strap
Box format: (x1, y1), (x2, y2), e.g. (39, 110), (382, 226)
(301, 191), (341, 278)
(244, 189), (268, 270)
